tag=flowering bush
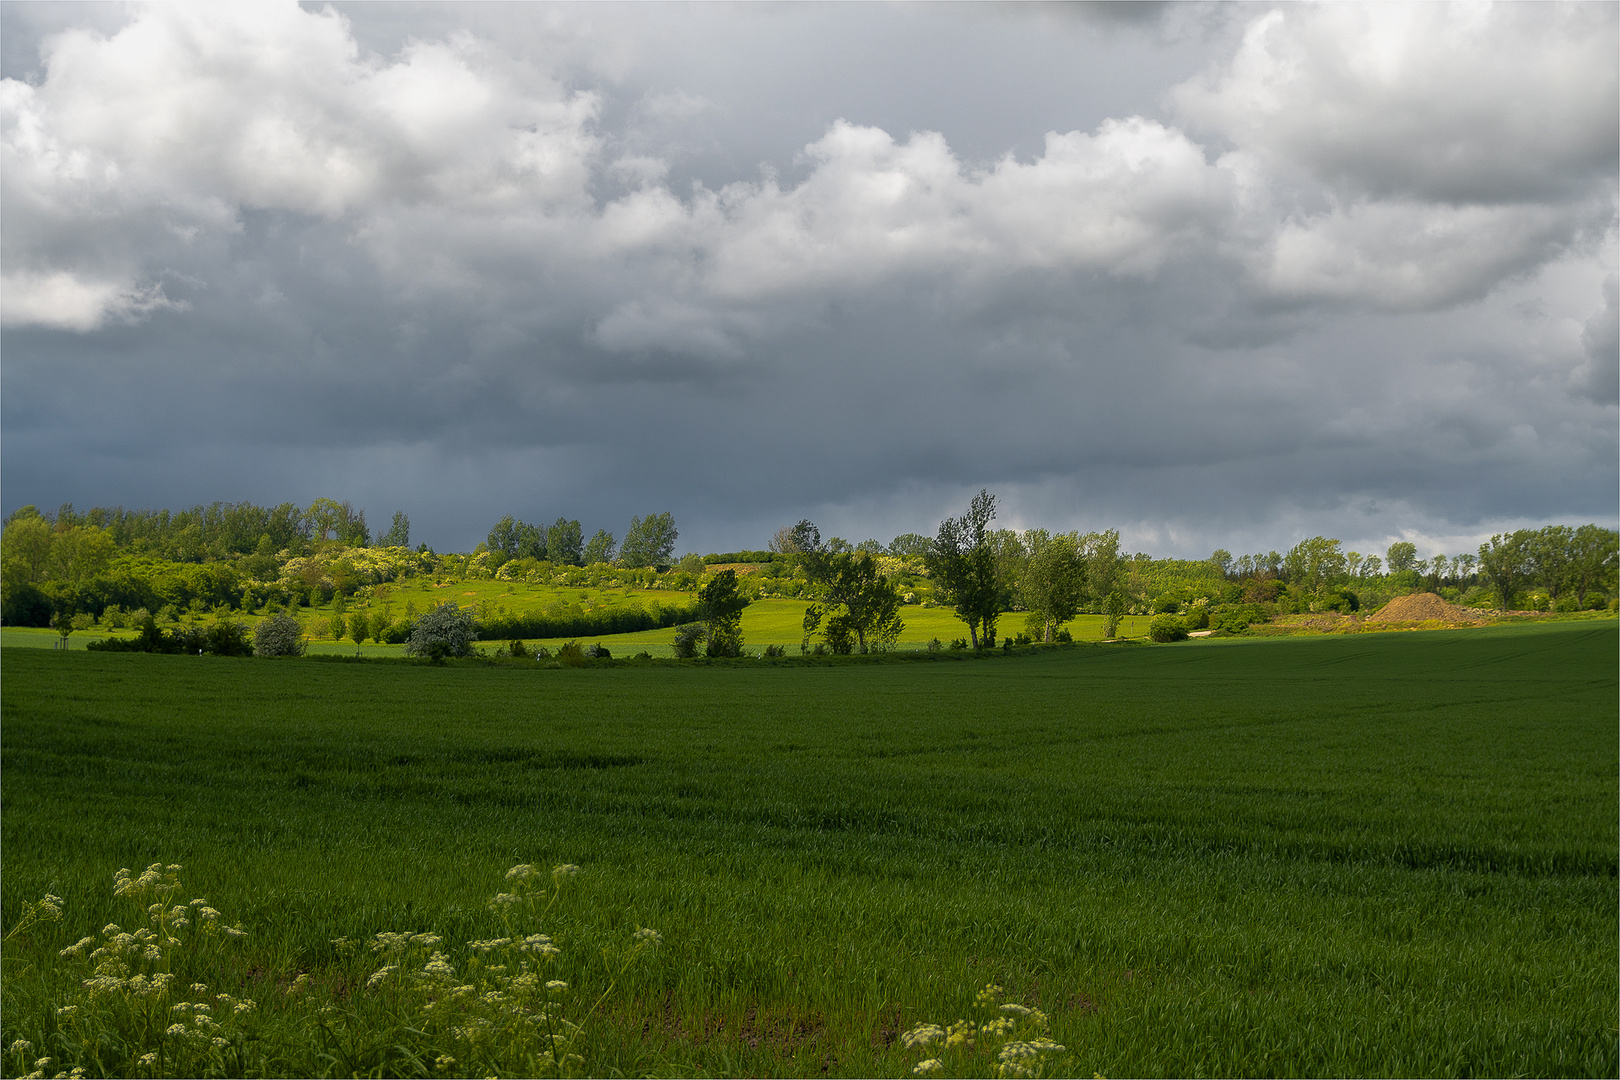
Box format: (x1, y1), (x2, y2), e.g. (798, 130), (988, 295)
(900, 983), (1069, 1079)
(406, 602), (477, 662)
(251, 613), (305, 656)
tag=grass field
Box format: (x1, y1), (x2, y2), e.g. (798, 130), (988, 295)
(3, 600), (1162, 658)
(2, 622), (1615, 1077)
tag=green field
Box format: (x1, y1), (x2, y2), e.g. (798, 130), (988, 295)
(3, 597), (1162, 658)
(2, 622), (1616, 1077)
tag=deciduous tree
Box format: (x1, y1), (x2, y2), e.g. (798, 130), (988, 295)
(1478, 530), (1535, 610)
(1020, 530), (1086, 643)
(925, 490), (1001, 649)
(620, 512), (678, 569)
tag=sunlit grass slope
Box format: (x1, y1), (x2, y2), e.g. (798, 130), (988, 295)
(3, 622), (1615, 1077)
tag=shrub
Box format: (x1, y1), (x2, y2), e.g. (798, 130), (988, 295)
(1055, 628), (1073, 642)
(508, 639), (529, 659)
(585, 643), (611, 660)
(926, 637), (943, 652)
(763, 643), (787, 658)
(671, 623), (705, 659)
(203, 615), (253, 657)
(1150, 614), (1189, 642)
(949, 638), (968, 650)
(405, 603), (477, 663)
(556, 641), (586, 667)
(253, 613), (306, 657)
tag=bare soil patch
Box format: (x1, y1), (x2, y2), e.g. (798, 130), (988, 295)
(1366, 592), (1485, 625)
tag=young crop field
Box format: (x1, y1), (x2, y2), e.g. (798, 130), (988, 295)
(2, 622), (1615, 1078)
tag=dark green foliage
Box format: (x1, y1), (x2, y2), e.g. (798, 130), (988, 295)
(670, 622), (705, 658)
(477, 602), (699, 642)
(619, 512), (678, 569)
(487, 515), (546, 561)
(925, 489), (1001, 648)
(697, 569), (747, 657)
(702, 551), (777, 565)
(1150, 614), (1189, 642)
(801, 551), (903, 654)
(380, 511), (411, 548)
(582, 530), (617, 566)
(88, 613), (252, 656)
(544, 519), (583, 567)
(1, 579), (52, 626)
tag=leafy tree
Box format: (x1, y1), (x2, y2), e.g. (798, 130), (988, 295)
(1478, 530), (1535, 610)
(1209, 549), (1234, 578)
(620, 512), (678, 569)
(889, 533), (934, 560)
(348, 611), (371, 645)
(2, 511), (56, 583)
(1283, 536), (1346, 597)
(1568, 524), (1619, 607)
(1102, 591), (1127, 639)
(337, 502), (370, 547)
(802, 551), (904, 654)
(547, 518), (583, 566)
(583, 529), (617, 565)
(769, 524), (801, 555)
(406, 602), (478, 662)
(1020, 530), (1086, 643)
(925, 490), (1002, 649)
(305, 498), (346, 543)
(1360, 554), (1383, 577)
(252, 612), (306, 656)
(1530, 525), (1575, 606)
(380, 511), (410, 548)
(855, 539), (884, 555)
(1082, 530), (1123, 606)
(1386, 541), (1418, 574)
(696, 569), (748, 657)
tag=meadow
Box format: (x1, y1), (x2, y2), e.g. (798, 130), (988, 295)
(2, 621), (1615, 1077)
(6, 585), (1161, 658)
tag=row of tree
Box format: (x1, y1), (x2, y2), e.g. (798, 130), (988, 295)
(485, 512), (677, 570)
(16, 500), (413, 564)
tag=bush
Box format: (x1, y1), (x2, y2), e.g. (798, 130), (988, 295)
(763, 643), (787, 658)
(253, 613), (306, 657)
(556, 641), (586, 667)
(203, 615), (253, 657)
(1182, 605), (1210, 630)
(509, 639), (530, 658)
(585, 643), (611, 660)
(405, 602), (477, 662)
(926, 637), (943, 652)
(671, 623), (705, 659)
(1149, 614), (1189, 642)
(1055, 628), (1073, 642)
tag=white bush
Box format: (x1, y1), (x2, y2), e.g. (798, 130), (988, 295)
(252, 612), (306, 657)
(406, 602), (477, 661)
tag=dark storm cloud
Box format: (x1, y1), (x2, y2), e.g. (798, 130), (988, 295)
(2, 2), (1615, 557)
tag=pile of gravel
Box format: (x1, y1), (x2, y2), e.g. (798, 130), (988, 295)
(1365, 592), (1484, 624)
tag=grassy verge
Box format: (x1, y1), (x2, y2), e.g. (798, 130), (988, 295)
(3, 622), (1615, 1076)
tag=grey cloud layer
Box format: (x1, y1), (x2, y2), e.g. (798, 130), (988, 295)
(1, 2), (1614, 556)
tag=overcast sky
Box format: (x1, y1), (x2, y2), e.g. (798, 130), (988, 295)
(3, 1), (1616, 558)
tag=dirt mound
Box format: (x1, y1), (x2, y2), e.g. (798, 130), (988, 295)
(1365, 592), (1484, 624)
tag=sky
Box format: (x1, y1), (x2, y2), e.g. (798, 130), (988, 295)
(2, 0), (1616, 559)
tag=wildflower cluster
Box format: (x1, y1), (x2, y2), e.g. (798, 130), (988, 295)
(350, 863), (660, 1077)
(900, 984), (1068, 1079)
(25, 864), (255, 1079)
